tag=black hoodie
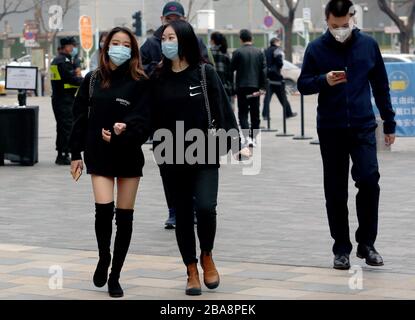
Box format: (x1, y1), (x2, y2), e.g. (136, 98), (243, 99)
(70, 62), (151, 177)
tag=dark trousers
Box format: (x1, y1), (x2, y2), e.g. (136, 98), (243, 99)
(52, 97), (73, 154)
(318, 126), (380, 255)
(160, 169), (174, 210)
(262, 82), (293, 118)
(161, 166), (218, 266)
(237, 87), (260, 139)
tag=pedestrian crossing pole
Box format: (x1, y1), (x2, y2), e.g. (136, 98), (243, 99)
(293, 94), (313, 140)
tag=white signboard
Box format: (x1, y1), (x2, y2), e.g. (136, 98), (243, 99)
(303, 8), (311, 23)
(5, 66), (38, 90)
(197, 10), (215, 30)
(294, 18), (305, 33)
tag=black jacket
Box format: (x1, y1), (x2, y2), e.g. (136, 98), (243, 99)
(50, 53), (83, 100)
(140, 26), (209, 75)
(298, 29), (396, 134)
(151, 63), (240, 168)
(70, 62), (151, 177)
(265, 45), (284, 81)
(231, 44), (266, 91)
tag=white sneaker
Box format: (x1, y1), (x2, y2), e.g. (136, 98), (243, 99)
(248, 137), (256, 148)
(248, 137), (257, 148)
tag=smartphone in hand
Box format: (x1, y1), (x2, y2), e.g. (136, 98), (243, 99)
(71, 168), (82, 182)
(332, 70), (346, 79)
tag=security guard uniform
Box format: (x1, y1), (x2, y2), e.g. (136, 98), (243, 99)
(50, 37), (83, 164)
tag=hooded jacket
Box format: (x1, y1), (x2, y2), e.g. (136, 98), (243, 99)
(298, 28), (396, 134)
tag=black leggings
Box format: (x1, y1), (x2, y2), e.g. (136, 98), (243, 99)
(161, 166), (219, 266)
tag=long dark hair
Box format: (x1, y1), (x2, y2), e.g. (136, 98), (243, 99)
(99, 26), (147, 88)
(98, 31), (109, 52)
(210, 31), (228, 54)
(157, 20), (206, 76)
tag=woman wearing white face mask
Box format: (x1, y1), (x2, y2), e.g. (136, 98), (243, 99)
(69, 27), (151, 298)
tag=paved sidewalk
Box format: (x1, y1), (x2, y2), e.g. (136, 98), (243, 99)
(1, 94), (415, 299)
(0, 243), (414, 300)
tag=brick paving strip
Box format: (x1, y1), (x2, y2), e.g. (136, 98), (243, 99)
(0, 243), (414, 300)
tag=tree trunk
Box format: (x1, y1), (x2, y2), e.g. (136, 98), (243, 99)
(284, 23), (293, 62)
(399, 31), (411, 53)
(378, 0), (415, 54)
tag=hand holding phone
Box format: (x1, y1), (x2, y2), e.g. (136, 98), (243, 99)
(71, 167), (82, 182)
(327, 70), (347, 86)
(70, 160), (83, 182)
(332, 71), (346, 79)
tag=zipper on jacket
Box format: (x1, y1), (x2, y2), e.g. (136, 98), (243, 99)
(345, 59), (350, 128)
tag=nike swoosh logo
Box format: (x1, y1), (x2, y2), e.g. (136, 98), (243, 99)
(189, 85), (201, 90)
(190, 92), (202, 97)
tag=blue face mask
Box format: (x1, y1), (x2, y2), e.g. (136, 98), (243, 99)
(108, 45), (131, 66)
(162, 41), (179, 60)
(71, 47), (78, 58)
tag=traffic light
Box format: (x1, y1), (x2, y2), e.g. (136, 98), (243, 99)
(132, 11), (142, 37)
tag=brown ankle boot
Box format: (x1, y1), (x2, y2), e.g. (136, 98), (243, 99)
(186, 263), (202, 296)
(200, 251), (220, 289)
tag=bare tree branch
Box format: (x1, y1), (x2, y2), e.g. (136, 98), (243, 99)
(187, 0), (194, 21)
(260, 0), (301, 61)
(189, 0), (210, 23)
(0, 0), (35, 22)
(260, 0), (288, 24)
(378, 0), (415, 53)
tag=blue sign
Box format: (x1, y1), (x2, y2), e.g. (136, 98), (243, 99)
(264, 16), (274, 28)
(373, 63), (415, 137)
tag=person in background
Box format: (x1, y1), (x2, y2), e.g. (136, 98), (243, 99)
(210, 31), (233, 104)
(140, 1), (209, 76)
(262, 37), (297, 121)
(231, 29), (266, 148)
(298, 0), (396, 270)
(90, 32), (109, 71)
(72, 42), (82, 77)
(50, 36), (83, 165)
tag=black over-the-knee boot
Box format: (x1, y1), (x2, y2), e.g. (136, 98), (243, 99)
(93, 202), (115, 288)
(108, 208), (134, 298)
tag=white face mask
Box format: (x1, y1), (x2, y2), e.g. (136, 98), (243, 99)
(329, 19), (354, 43)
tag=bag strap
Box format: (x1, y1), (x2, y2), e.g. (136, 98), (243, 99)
(89, 69), (99, 100)
(199, 63), (215, 130)
(87, 69), (99, 119)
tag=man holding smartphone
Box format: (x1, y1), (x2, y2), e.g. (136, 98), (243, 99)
(298, 0), (396, 270)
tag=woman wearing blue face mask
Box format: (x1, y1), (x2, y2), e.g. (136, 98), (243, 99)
(69, 27), (151, 298)
(149, 20), (250, 296)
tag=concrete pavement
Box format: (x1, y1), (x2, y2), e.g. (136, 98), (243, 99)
(0, 93), (414, 299)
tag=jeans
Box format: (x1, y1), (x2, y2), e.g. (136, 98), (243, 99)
(318, 126), (380, 255)
(262, 82), (293, 119)
(161, 166), (219, 266)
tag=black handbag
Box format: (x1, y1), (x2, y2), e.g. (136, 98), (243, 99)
(199, 63), (237, 156)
